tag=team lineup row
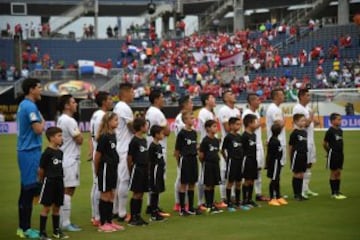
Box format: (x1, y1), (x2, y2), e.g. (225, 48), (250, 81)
(16, 78), (345, 239)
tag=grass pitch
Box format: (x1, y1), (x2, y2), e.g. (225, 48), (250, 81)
(1, 131), (360, 240)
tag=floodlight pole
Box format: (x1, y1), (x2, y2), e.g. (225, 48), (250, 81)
(234, 0), (244, 33)
(94, 0), (99, 38)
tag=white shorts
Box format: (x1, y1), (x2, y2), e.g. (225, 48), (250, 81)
(256, 147), (265, 169)
(220, 155), (226, 172)
(63, 161), (80, 187)
(117, 152), (130, 181)
(307, 143), (316, 164)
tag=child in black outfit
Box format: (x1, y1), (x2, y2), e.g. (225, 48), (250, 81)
(289, 113), (308, 201)
(38, 127), (68, 240)
(266, 123), (288, 206)
(148, 125), (167, 221)
(200, 119), (222, 214)
(174, 111), (200, 216)
(127, 118), (149, 226)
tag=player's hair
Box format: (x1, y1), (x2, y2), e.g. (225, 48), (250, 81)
(271, 123), (282, 137)
(150, 125), (163, 137)
(133, 117), (147, 132)
(205, 119), (217, 129)
(22, 78), (40, 95)
(178, 95), (191, 109)
(45, 126), (62, 141)
(181, 111), (193, 123)
(297, 88), (309, 100)
(119, 82), (133, 94)
(270, 88), (284, 100)
(330, 112), (341, 122)
(57, 94), (73, 112)
(293, 113), (305, 123)
(96, 111), (117, 141)
(228, 117), (240, 125)
(246, 92), (258, 104)
(243, 114), (257, 128)
(95, 91), (110, 107)
(200, 93), (212, 106)
(149, 89), (162, 104)
(222, 90), (232, 102)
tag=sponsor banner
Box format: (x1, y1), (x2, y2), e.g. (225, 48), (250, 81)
(323, 115), (360, 129)
(0, 121), (55, 135)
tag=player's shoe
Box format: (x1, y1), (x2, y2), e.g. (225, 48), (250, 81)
(16, 228), (25, 238)
(173, 203), (181, 212)
(227, 206), (237, 212)
(98, 223), (116, 232)
(198, 204), (207, 211)
(91, 218), (101, 227)
(188, 207), (202, 215)
(301, 193), (310, 200)
(256, 195), (270, 201)
(138, 216), (149, 226)
(268, 199), (281, 206)
(157, 207), (171, 217)
(128, 216), (143, 227)
(294, 195), (308, 201)
(332, 193), (347, 200)
(179, 209), (191, 216)
(209, 206), (223, 214)
(305, 190), (319, 197)
(214, 201), (228, 208)
(52, 230), (69, 239)
(117, 213), (131, 222)
(39, 232), (52, 240)
(145, 206), (152, 214)
(24, 228), (40, 239)
(277, 198), (288, 205)
(62, 223), (82, 232)
(248, 200), (260, 208)
(150, 212), (166, 222)
(110, 222), (125, 231)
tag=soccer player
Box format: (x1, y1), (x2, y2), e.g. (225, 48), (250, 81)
(200, 119), (222, 214)
(38, 127), (68, 240)
(94, 112), (124, 232)
(323, 113), (346, 199)
(241, 114), (259, 207)
(266, 89), (286, 167)
(57, 95), (83, 231)
(175, 111), (200, 216)
(127, 118), (150, 226)
(16, 78), (45, 239)
(145, 89), (170, 215)
(221, 117), (248, 211)
(217, 90), (241, 207)
(289, 113), (308, 201)
(148, 125), (167, 221)
(292, 88), (319, 198)
(197, 93), (217, 210)
(113, 83), (135, 222)
(89, 91), (113, 227)
(266, 123), (288, 206)
(173, 95), (193, 212)
(242, 93), (268, 201)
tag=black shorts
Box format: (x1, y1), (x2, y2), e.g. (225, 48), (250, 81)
(327, 150), (344, 170)
(149, 163), (165, 193)
(242, 156), (258, 180)
(180, 156), (198, 184)
(226, 158), (243, 182)
(39, 178), (64, 207)
(267, 159), (282, 180)
(98, 162), (118, 192)
(129, 164), (149, 193)
(204, 161), (221, 186)
(291, 151), (307, 173)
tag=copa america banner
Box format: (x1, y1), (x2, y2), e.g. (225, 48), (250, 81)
(323, 115), (360, 129)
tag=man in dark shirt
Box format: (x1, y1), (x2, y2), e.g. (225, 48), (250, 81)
(323, 113), (346, 200)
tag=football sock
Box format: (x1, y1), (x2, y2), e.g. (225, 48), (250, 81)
(330, 179), (336, 195)
(187, 190), (194, 210)
(150, 193), (159, 213)
(105, 201), (113, 223)
(210, 189), (214, 207)
(204, 190), (211, 208)
(197, 182), (205, 206)
(242, 185), (248, 203)
(19, 186), (36, 231)
(60, 194), (71, 227)
(226, 188), (232, 205)
(40, 215), (47, 234)
(254, 173), (262, 195)
(248, 184), (254, 201)
(274, 180), (280, 198)
(335, 179), (341, 194)
(179, 192), (186, 210)
(52, 214), (60, 234)
(99, 199), (107, 225)
(269, 181), (275, 199)
(235, 188), (241, 205)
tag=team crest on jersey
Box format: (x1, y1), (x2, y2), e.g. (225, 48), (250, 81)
(335, 135), (342, 141)
(139, 145), (147, 152)
(278, 146), (283, 152)
(209, 144), (218, 151)
(298, 135), (307, 141)
(29, 112), (37, 121)
(53, 158), (62, 165)
(157, 152), (163, 159)
(111, 142), (116, 149)
(249, 140), (256, 146)
(233, 141), (241, 148)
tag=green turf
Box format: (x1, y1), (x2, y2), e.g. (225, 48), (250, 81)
(1, 131), (360, 239)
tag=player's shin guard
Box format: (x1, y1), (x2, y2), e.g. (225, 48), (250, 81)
(219, 169), (226, 200)
(90, 183), (100, 221)
(254, 171), (262, 195)
(197, 183), (205, 206)
(302, 169), (311, 194)
(117, 180), (129, 218)
(60, 194), (71, 227)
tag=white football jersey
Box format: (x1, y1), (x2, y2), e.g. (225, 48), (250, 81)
(174, 113), (185, 137)
(145, 106), (168, 150)
(57, 113), (81, 167)
(89, 109), (105, 154)
(113, 101), (134, 153)
(266, 103), (286, 146)
(293, 103), (314, 144)
(217, 105), (241, 141)
(198, 107), (215, 140)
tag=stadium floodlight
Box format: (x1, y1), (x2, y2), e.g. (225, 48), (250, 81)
(148, 0), (156, 15)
